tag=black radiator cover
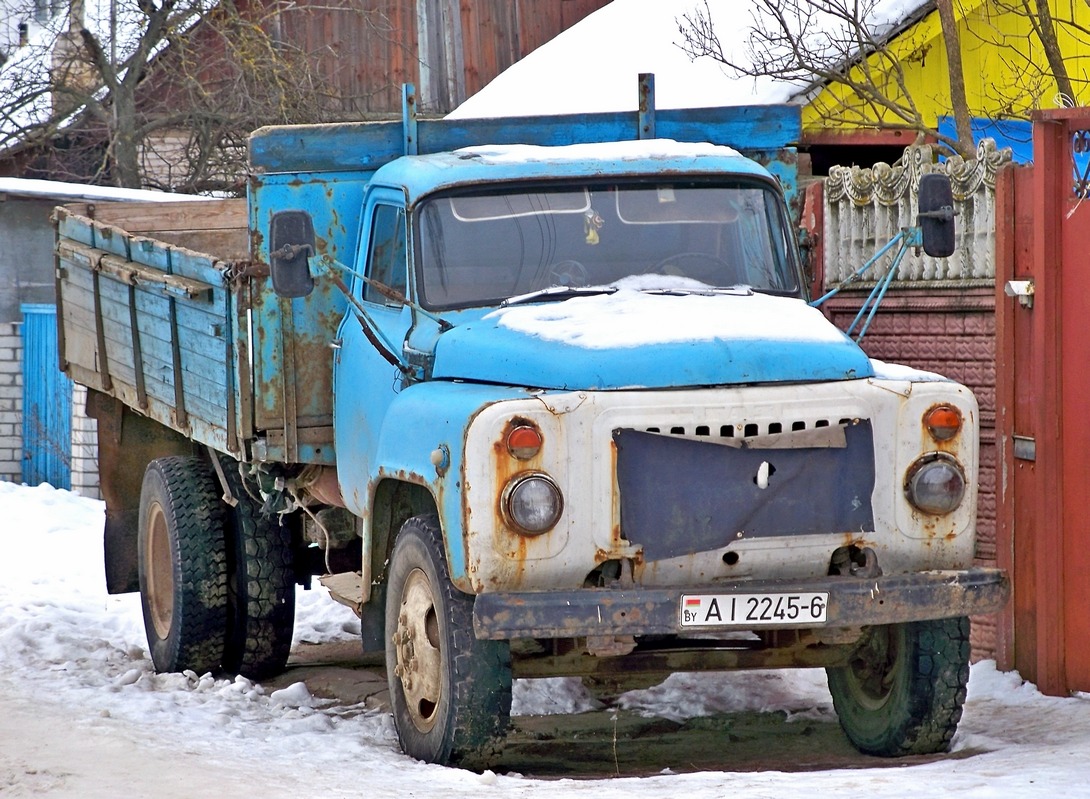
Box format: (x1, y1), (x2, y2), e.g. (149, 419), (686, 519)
(614, 422), (876, 560)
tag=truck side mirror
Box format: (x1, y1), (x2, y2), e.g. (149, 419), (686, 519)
(917, 174), (956, 258)
(269, 211), (316, 298)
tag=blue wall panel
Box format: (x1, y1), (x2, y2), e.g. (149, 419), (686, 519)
(21, 304), (72, 489)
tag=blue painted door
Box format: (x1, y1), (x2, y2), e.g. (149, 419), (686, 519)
(21, 303), (72, 489)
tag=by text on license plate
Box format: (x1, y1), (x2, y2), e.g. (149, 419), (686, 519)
(680, 592), (829, 627)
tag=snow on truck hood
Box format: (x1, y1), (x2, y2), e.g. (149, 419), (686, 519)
(431, 290), (875, 390)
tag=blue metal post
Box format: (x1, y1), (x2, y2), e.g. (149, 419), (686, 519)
(638, 73), (656, 140)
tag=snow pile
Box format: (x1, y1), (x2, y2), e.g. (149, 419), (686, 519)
(3, 480), (1090, 798)
(487, 288), (847, 349)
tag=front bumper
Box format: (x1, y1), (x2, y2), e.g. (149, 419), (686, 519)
(472, 568), (1009, 640)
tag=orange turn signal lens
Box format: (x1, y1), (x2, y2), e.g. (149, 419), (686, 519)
(507, 424), (543, 460)
(924, 405), (962, 442)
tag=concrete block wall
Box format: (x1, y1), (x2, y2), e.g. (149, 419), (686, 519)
(0, 321), (23, 483)
(70, 384), (100, 498)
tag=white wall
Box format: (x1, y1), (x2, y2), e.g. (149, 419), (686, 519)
(0, 321), (23, 482)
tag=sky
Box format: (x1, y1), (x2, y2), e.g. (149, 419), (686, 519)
(3, 480), (1090, 798)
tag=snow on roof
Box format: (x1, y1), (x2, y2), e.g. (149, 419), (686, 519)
(0, 176), (210, 202)
(454, 140), (743, 163)
(447, 0), (932, 119)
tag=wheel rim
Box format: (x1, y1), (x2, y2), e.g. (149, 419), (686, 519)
(845, 625), (900, 709)
(144, 501), (175, 640)
(393, 568), (443, 733)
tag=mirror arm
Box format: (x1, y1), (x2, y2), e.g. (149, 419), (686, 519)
(917, 207), (957, 221)
(307, 253), (420, 381)
(271, 243), (314, 262)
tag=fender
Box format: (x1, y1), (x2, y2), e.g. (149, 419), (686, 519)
(362, 380), (538, 586)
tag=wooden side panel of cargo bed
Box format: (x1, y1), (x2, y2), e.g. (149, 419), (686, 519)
(55, 206), (240, 455)
(63, 199), (250, 260)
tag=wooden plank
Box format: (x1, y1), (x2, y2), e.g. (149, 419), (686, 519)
(152, 229), (249, 261)
(57, 241), (215, 301)
(993, 164), (1019, 674)
(61, 252), (228, 344)
(70, 199), (247, 234)
(1059, 117), (1090, 693)
(1029, 114), (1066, 696)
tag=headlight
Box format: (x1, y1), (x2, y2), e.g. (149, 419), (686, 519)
(502, 473), (563, 535)
(904, 453), (966, 515)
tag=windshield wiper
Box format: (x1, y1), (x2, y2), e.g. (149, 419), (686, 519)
(501, 285), (618, 307)
(641, 286), (754, 297)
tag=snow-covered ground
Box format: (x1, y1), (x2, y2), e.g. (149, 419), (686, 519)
(3, 480), (1090, 797)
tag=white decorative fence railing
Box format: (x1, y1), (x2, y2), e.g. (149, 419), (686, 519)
(823, 139), (1012, 289)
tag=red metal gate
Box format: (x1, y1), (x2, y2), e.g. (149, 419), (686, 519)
(996, 108), (1090, 695)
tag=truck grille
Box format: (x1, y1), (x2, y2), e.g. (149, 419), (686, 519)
(614, 420), (876, 560)
(642, 416), (859, 439)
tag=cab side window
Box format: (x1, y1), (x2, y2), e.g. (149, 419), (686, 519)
(364, 204), (407, 305)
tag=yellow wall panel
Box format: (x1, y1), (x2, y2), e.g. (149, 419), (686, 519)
(802, 0), (1090, 134)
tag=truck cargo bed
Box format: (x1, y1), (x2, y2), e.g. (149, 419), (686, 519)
(55, 200), (248, 456)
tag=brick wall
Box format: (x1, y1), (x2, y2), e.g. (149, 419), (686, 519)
(823, 290), (999, 659)
(813, 141), (1010, 662)
(70, 384), (100, 499)
(0, 321), (23, 482)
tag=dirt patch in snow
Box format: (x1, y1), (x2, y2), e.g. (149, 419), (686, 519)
(269, 640), (970, 778)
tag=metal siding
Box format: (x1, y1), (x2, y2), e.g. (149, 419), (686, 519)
(21, 304), (72, 489)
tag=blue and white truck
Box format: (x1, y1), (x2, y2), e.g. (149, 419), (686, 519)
(55, 84), (1008, 768)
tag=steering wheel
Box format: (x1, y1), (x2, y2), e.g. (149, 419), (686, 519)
(648, 252), (733, 283)
(544, 259), (589, 288)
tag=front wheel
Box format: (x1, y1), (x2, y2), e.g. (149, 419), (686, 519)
(826, 616), (971, 756)
(385, 515), (512, 769)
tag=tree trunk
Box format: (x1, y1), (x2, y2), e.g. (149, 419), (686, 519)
(1029, 0), (1077, 104)
(936, 0), (976, 159)
(109, 90), (144, 188)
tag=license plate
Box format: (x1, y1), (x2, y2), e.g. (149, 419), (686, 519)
(680, 592), (829, 627)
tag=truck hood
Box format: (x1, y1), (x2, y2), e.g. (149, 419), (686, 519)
(429, 290), (874, 390)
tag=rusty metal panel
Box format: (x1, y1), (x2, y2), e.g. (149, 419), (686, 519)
(996, 109), (1090, 695)
(473, 568), (1010, 640)
(614, 423), (875, 559)
(246, 171), (371, 464)
(1055, 114), (1090, 693)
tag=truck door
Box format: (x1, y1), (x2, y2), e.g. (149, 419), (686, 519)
(333, 189), (413, 515)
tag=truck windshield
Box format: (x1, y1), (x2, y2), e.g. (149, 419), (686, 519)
(415, 180), (801, 310)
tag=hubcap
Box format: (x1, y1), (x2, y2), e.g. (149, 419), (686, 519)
(392, 568), (443, 732)
(144, 501), (174, 640)
(848, 625), (899, 707)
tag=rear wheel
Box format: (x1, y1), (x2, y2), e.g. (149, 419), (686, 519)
(138, 457), (228, 675)
(221, 462), (296, 681)
(827, 616), (970, 756)
(385, 515), (512, 769)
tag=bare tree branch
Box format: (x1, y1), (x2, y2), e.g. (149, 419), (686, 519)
(677, 0), (1082, 160)
(1, 0), (395, 191)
